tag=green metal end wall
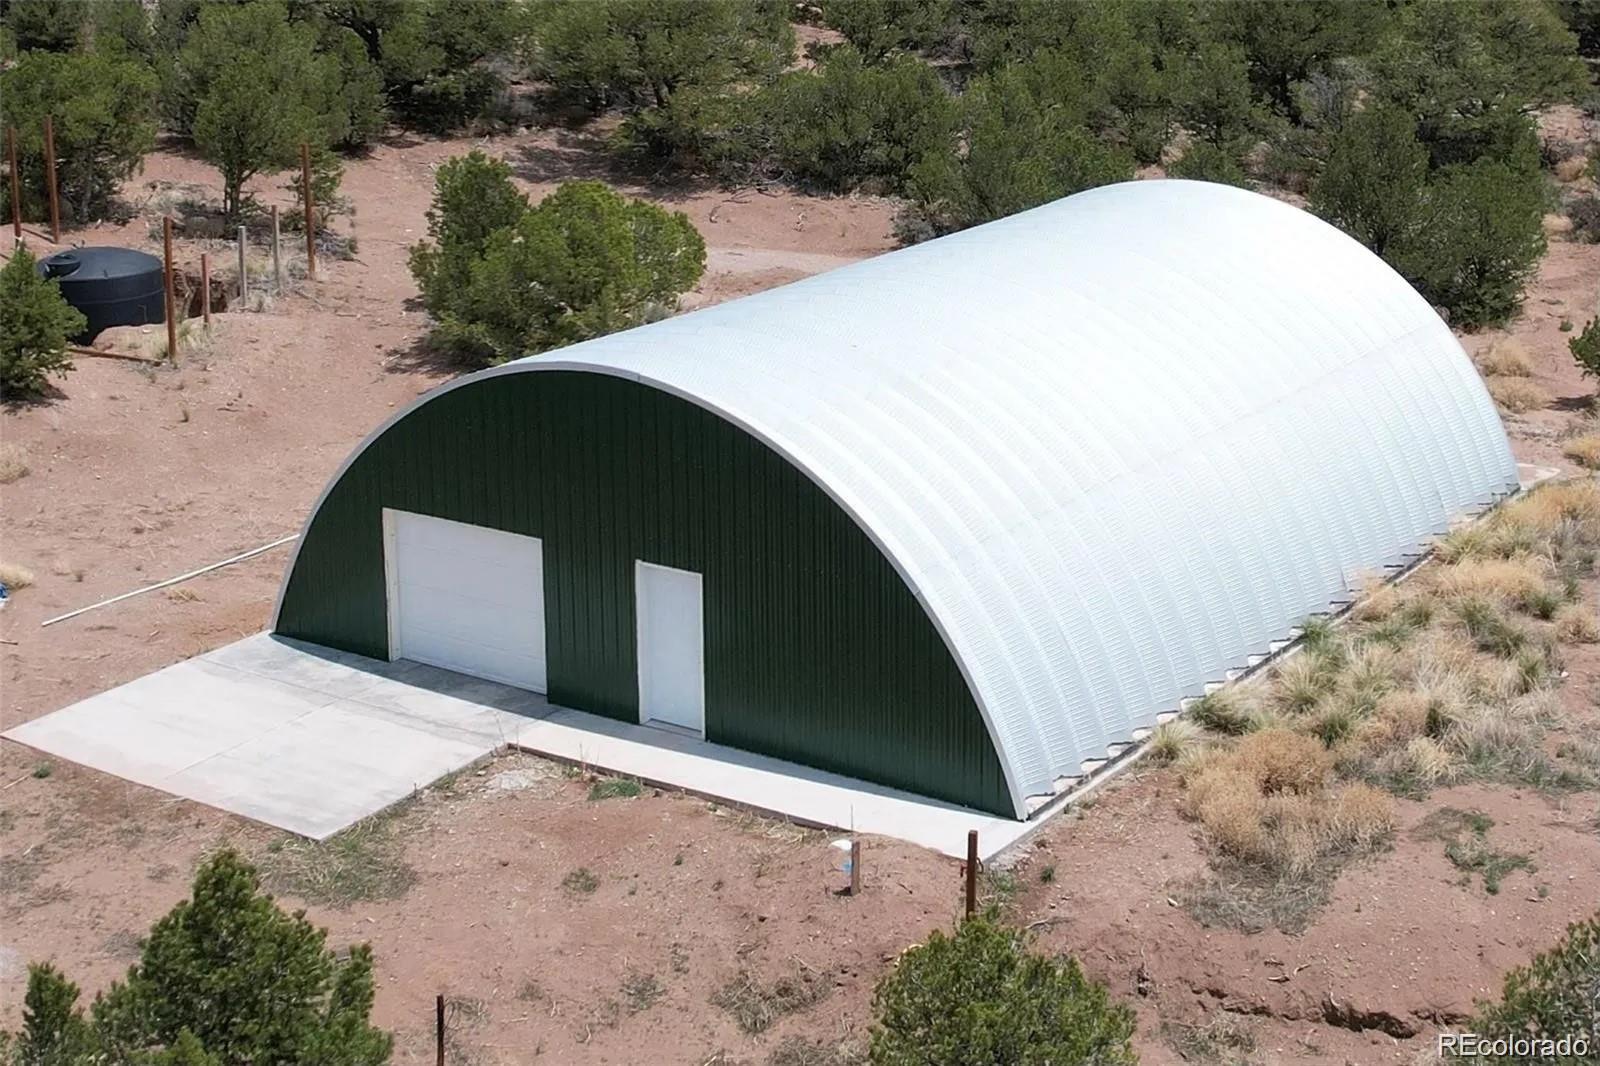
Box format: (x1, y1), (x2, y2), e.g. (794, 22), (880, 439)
(276, 371), (1012, 816)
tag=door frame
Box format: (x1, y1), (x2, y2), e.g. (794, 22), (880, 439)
(382, 507), (402, 662)
(634, 559), (706, 736)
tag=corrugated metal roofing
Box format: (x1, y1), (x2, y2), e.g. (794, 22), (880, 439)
(282, 179), (1520, 817)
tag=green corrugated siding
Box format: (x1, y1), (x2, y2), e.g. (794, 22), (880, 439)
(276, 371), (1012, 816)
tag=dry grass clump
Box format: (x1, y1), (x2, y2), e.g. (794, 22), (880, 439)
(1563, 434), (1600, 470)
(1554, 155), (1590, 183)
(1147, 718), (1204, 763)
(1496, 480), (1600, 544)
(1179, 730), (1373, 873)
(1435, 556), (1550, 605)
(1487, 376), (1550, 413)
(1271, 653), (1337, 715)
(1553, 603), (1599, 643)
(1475, 338), (1535, 377)
(0, 562), (35, 589)
(0, 442), (28, 484)
(1187, 687), (1256, 735)
(712, 966), (831, 1035)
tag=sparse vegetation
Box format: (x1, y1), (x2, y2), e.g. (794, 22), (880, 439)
(1162, 1014), (1258, 1065)
(620, 971), (664, 1013)
(1419, 808), (1534, 895)
(1188, 688), (1256, 736)
(588, 776), (644, 801)
(1554, 604), (1599, 643)
(562, 867), (600, 895)
(713, 964), (831, 1035)
(258, 813), (417, 908)
(869, 913), (1136, 1065)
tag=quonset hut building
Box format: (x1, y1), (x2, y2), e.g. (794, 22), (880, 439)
(273, 180), (1519, 819)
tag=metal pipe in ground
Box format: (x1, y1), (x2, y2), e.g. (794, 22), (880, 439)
(435, 993), (445, 1066)
(271, 204), (283, 291)
(965, 830), (978, 917)
(200, 253), (211, 326)
(236, 226), (247, 300)
(300, 142), (316, 280)
(162, 216), (177, 362)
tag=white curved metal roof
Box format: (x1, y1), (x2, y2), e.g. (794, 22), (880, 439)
(281, 179), (1519, 818)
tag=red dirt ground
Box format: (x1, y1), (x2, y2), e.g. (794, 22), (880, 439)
(2, 121), (1598, 1065)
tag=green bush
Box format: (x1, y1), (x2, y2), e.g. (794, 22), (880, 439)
(905, 61), (1136, 237)
(1311, 105), (1430, 257)
(766, 47), (957, 193)
(2, 0), (88, 52)
(961, 5), (1185, 165)
(1571, 317), (1600, 381)
(172, 2), (356, 219)
(273, 0), (514, 135)
(0, 48), (158, 223)
(869, 913), (1137, 1066)
(407, 149), (529, 328)
(612, 84), (770, 181)
(1169, 140), (1251, 187)
(1454, 911), (1600, 1063)
(1172, 40), (1265, 155)
(819, 0), (955, 62)
(1312, 102), (1547, 329)
(316, 22), (388, 149)
(532, 0), (793, 113)
(1205, 0), (1387, 119)
(1370, 0), (1588, 169)
(409, 158), (705, 364)
(0, 246), (84, 399)
(1401, 158), (1547, 330)
(5, 850), (390, 1064)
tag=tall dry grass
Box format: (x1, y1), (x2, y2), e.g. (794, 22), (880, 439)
(1487, 377), (1550, 414)
(1171, 480), (1600, 903)
(1563, 434), (1600, 470)
(1475, 338), (1535, 378)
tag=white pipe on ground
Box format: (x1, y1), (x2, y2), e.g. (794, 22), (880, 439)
(39, 535), (298, 628)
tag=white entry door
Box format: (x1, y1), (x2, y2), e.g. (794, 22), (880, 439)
(635, 561), (705, 734)
(385, 509), (547, 692)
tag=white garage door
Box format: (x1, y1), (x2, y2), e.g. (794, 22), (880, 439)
(384, 510), (546, 692)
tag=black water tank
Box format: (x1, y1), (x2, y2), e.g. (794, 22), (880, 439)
(37, 247), (165, 343)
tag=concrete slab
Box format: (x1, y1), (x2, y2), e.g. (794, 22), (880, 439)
(3, 633), (1037, 857)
